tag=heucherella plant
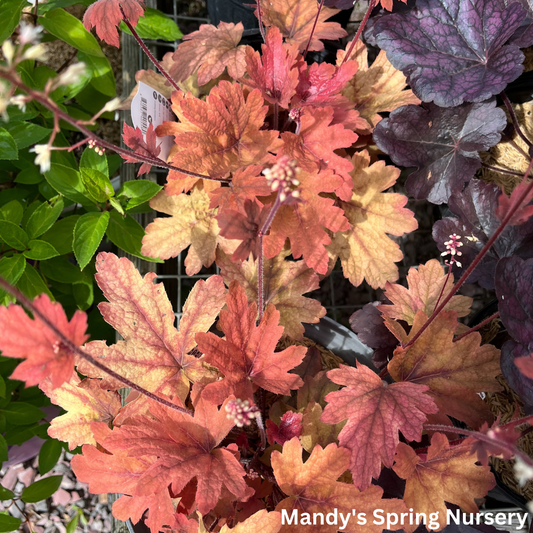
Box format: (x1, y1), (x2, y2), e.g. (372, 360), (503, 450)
(2, 0), (533, 531)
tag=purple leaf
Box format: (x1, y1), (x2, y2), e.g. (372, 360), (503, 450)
(323, 0), (356, 8)
(373, 100), (506, 204)
(500, 340), (533, 408)
(495, 256), (533, 345)
(433, 181), (533, 289)
(349, 303), (398, 371)
(373, 0), (526, 107)
(505, 0), (533, 47)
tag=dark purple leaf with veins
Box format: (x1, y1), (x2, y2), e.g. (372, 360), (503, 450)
(373, 100), (506, 204)
(495, 257), (533, 407)
(373, 0), (526, 107)
(505, 0), (533, 48)
(432, 180), (533, 289)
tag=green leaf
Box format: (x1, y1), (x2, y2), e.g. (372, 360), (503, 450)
(0, 0), (27, 46)
(109, 196), (125, 215)
(39, 439), (63, 475)
(25, 196), (64, 239)
(78, 52), (116, 97)
(0, 485), (14, 501)
(0, 221), (29, 250)
(0, 434), (6, 464)
(15, 166), (44, 184)
(80, 146), (108, 177)
(0, 200), (24, 225)
(120, 7), (183, 41)
(118, 180), (162, 210)
(73, 211), (109, 270)
(73, 279), (94, 310)
(21, 475), (63, 503)
(66, 513), (80, 533)
(41, 9), (104, 57)
(0, 513), (21, 533)
(40, 256), (84, 283)
(17, 264), (54, 300)
(0, 254), (26, 304)
(0, 376), (4, 399)
(1, 402), (45, 425)
(80, 168), (114, 203)
(0, 128), (18, 161)
(107, 211), (162, 262)
(3, 122), (51, 150)
(45, 163), (93, 206)
(24, 240), (60, 260)
(40, 214), (78, 254)
(38, 0), (93, 14)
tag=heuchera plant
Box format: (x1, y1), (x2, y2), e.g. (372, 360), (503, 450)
(2, 0), (533, 531)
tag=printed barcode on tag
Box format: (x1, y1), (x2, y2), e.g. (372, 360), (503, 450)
(140, 96), (148, 134)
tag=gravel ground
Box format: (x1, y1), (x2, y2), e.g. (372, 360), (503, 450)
(1, 452), (113, 533)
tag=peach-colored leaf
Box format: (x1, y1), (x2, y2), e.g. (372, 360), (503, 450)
(272, 438), (409, 533)
(321, 364), (438, 490)
(169, 22), (248, 86)
(257, 0), (347, 52)
(393, 433), (495, 530)
(216, 249), (325, 340)
(142, 185), (220, 275)
(387, 310), (501, 429)
(220, 510), (281, 533)
(329, 150), (417, 288)
(40, 375), (121, 450)
(379, 259), (472, 325)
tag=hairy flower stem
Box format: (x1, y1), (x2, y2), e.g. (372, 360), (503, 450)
(481, 162), (530, 178)
(423, 423), (533, 470)
(257, 193), (283, 321)
(432, 268), (453, 315)
(341, 0), (376, 65)
(255, 411), (267, 450)
(120, 7), (181, 93)
(255, 0), (266, 43)
(501, 91), (533, 149)
(453, 312), (500, 343)
(0, 276), (193, 417)
(302, 0), (326, 60)
(401, 155), (533, 351)
(0, 69), (230, 183)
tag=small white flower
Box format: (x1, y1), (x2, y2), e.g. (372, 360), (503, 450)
(2, 40), (15, 66)
(19, 22), (43, 45)
(22, 43), (48, 62)
(57, 62), (87, 86)
(101, 97), (122, 113)
(0, 81), (10, 121)
(514, 456), (533, 487)
(9, 95), (27, 112)
(30, 144), (52, 173)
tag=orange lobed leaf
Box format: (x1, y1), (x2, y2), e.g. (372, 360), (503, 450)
(338, 38), (420, 132)
(0, 293), (88, 389)
(220, 510), (281, 533)
(264, 169), (350, 274)
(379, 259), (472, 325)
(141, 185), (220, 275)
(378, 0), (407, 11)
(83, 0), (145, 48)
(157, 81), (280, 194)
(321, 364), (438, 491)
(387, 310), (501, 429)
(216, 248), (326, 340)
(329, 150), (418, 288)
(101, 398), (251, 515)
(272, 437), (409, 533)
(77, 252), (226, 421)
(279, 107), (358, 201)
(243, 26), (299, 109)
(196, 281), (306, 405)
(257, 0), (347, 52)
(40, 375), (121, 450)
(168, 22), (248, 86)
(393, 433), (495, 530)
(71, 422), (185, 533)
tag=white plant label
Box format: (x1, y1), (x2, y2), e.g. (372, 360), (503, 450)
(131, 81), (174, 163)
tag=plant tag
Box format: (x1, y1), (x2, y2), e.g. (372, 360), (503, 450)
(131, 81), (174, 162)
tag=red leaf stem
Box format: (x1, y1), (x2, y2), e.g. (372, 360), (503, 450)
(341, 0), (376, 66)
(453, 312), (500, 343)
(302, 0), (326, 60)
